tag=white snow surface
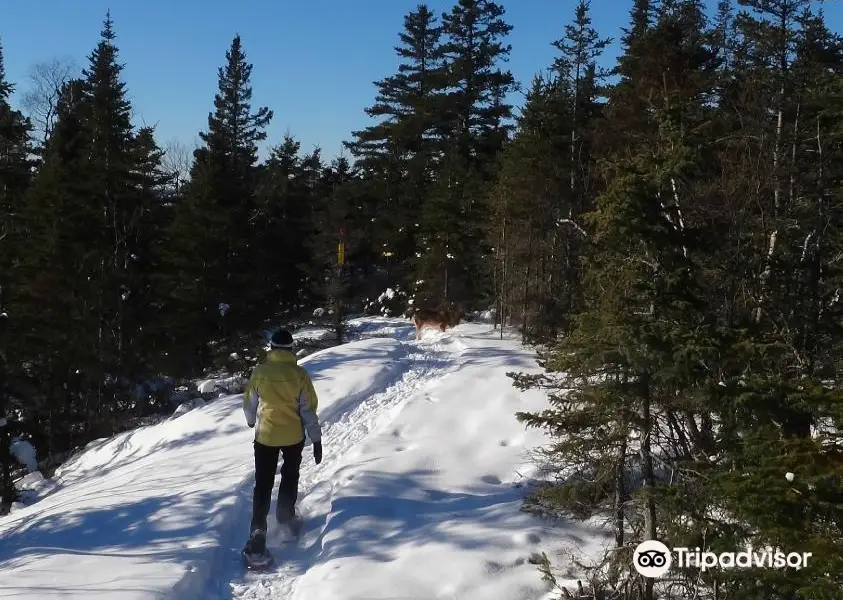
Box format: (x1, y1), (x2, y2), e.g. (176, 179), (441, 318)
(10, 439), (38, 472)
(0, 317), (611, 599)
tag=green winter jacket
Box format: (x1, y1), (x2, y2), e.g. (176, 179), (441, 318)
(242, 350), (322, 447)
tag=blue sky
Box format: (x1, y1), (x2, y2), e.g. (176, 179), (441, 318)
(3, 1), (842, 161)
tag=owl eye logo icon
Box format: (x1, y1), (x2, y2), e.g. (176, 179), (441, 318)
(633, 540), (672, 578)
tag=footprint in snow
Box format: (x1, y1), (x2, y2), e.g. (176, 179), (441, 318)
(512, 531), (542, 546)
(485, 560), (505, 574)
(481, 474), (502, 485)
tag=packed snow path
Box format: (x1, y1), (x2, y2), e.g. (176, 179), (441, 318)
(0, 317), (611, 600)
(223, 333), (465, 600)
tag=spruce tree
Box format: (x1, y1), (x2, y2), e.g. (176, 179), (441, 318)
(0, 38), (33, 512)
(78, 13), (160, 417)
(11, 78), (100, 455)
(11, 14), (169, 456)
(514, 3), (722, 597)
(254, 135), (317, 317)
(306, 157), (359, 341)
(489, 75), (570, 339)
(550, 0), (610, 326)
(437, 0), (516, 164)
(124, 126), (170, 384)
(156, 35), (272, 373)
(415, 0), (516, 309)
(490, 0), (609, 340)
(345, 4), (444, 290)
(690, 3), (843, 596)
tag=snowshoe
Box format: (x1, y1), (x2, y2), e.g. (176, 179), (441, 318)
(284, 515), (303, 540)
(241, 529), (273, 570)
(276, 505), (303, 541)
(242, 548), (273, 570)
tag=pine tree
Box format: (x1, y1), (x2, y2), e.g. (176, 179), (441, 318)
(254, 135), (318, 317)
(687, 3), (843, 596)
(78, 13), (161, 418)
(437, 0), (516, 164)
(490, 0), (610, 340)
(0, 38), (34, 512)
(10, 78), (101, 456)
(306, 157), (360, 341)
(415, 0), (516, 309)
(123, 126), (170, 385)
(550, 0), (610, 325)
(513, 3), (722, 597)
(490, 76), (570, 339)
(11, 15), (170, 458)
(345, 4), (445, 290)
(156, 35), (272, 373)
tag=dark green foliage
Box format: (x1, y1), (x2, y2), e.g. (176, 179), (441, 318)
(513, 1), (843, 598)
(491, 1), (609, 341)
(255, 135), (320, 316)
(305, 157), (360, 341)
(413, 0), (516, 308)
(0, 38), (33, 511)
(154, 34), (272, 373)
(2, 6), (843, 597)
(345, 4), (445, 292)
(7, 15), (169, 464)
(436, 0), (516, 165)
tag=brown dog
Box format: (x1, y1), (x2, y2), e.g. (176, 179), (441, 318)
(410, 307), (462, 340)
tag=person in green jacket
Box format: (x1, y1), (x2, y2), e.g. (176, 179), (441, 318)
(242, 329), (323, 562)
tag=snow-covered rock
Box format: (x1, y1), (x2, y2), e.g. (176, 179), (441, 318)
(10, 439), (37, 472)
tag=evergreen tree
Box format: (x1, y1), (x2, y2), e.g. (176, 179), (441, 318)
(10, 78), (101, 455)
(305, 157), (361, 341)
(437, 0), (516, 164)
(514, 2), (843, 598)
(345, 4), (445, 289)
(689, 3), (843, 597)
(78, 13), (160, 415)
(11, 14), (169, 458)
(0, 38), (33, 511)
(254, 135), (318, 318)
(513, 3), (722, 597)
(489, 76), (569, 339)
(156, 35), (272, 373)
(415, 0), (516, 309)
(490, 0), (609, 340)
(124, 126), (170, 383)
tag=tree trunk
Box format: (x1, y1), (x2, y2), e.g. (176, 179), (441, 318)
(0, 404), (14, 514)
(640, 374), (657, 600)
(614, 435), (628, 548)
(499, 209), (507, 340)
(755, 81), (787, 324)
(521, 228), (533, 344)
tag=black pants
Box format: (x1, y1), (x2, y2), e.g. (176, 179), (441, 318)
(250, 440), (305, 532)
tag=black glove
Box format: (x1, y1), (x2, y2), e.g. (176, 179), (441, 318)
(313, 441), (323, 465)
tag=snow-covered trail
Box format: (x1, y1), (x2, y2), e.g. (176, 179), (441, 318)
(219, 334), (466, 600)
(0, 317), (611, 600)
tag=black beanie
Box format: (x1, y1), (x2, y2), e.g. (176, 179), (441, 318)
(270, 329), (294, 349)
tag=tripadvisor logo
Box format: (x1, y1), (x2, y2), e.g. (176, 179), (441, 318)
(633, 540), (812, 578)
(633, 540), (672, 578)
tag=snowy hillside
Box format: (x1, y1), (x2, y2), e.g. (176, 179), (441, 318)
(0, 317), (611, 600)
